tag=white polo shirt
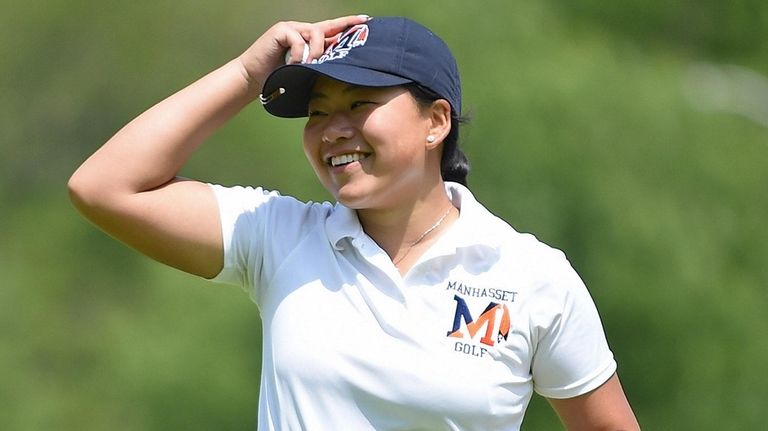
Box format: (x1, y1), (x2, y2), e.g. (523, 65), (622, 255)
(211, 182), (616, 431)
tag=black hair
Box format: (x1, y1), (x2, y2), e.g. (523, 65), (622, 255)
(406, 84), (471, 186)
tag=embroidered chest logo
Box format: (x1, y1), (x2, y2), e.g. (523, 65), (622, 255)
(445, 281), (517, 358)
(316, 24), (370, 64)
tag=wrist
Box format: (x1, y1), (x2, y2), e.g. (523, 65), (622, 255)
(232, 57), (264, 99)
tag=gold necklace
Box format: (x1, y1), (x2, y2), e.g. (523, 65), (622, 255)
(393, 206), (454, 265)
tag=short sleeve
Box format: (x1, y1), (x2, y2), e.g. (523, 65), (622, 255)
(207, 184), (332, 305)
(530, 257), (617, 399)
(208, 184), (279, 289)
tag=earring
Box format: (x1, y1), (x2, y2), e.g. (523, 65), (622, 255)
(426, 135), (436, 143)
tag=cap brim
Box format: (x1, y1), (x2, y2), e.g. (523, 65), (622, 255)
(261, 63), (413, 118)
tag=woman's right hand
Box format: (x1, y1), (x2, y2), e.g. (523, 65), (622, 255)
(237, 15), (370, 92)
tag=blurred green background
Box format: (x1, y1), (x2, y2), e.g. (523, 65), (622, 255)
(2, 0), (767, 429)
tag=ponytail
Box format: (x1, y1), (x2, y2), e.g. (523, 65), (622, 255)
(439, 116), (471, 186)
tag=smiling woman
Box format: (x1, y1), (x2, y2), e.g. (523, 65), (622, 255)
(302, 78), (449, 221)
(68, 14), (640, 431)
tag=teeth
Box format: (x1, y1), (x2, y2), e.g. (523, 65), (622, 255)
(330, 153), (366, 167)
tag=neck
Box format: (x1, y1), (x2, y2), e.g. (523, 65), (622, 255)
(357, 182), (456, 263)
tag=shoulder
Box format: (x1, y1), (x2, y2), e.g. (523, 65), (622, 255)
(453, 184), (585, 299)
(450, 182), (567, 267)
(210, 183), (339, 287)
(209, 183), (333, 216)
(209, 183), (336, 250)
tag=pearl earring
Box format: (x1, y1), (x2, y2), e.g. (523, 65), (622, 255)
(426, 135), (436, 143)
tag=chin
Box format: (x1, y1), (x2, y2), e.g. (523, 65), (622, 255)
(334, 193), (368, 209)
(333, 185), (376, 209)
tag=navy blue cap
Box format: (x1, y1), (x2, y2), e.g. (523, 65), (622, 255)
(260, 16), (461, 118)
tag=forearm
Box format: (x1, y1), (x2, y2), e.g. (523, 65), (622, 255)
(70, 58), (258, 200)
(70, 15), (370, 203)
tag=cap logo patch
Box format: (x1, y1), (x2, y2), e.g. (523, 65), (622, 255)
(316, 24), (369, 64)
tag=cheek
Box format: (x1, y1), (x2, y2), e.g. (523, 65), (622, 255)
(302, 124), (321, 158)
(302, 123), (315, 149)
(302, 129), (324, 173)
(364, 111), (428, 157)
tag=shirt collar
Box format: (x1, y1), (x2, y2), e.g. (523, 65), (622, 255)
(440, 182), (505, 254)
(325, 201), (364, 250)
(324, 182), (505, 254)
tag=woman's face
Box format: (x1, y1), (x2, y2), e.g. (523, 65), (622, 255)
(303, 76), (437, 210)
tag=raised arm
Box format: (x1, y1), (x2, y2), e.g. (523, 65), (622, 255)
(68, 15), (369, 278)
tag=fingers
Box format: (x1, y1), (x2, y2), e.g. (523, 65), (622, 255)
(302, 26), (328, 64)
(315, 14), (371, 37)
(283, 28), (311, 64)
(239, 15), (370, 87)
(285, 14), (370, 64)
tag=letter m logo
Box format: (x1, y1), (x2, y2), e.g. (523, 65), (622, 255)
(446, 295), (510, 347)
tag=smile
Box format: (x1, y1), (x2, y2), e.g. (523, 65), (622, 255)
(328, 152), (369, 167)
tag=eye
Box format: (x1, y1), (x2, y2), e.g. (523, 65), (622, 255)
(350, 100), (374, 110)
(308, 109), (327, 117)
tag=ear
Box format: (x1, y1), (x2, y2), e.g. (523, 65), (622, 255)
(425, 99), (452, 150)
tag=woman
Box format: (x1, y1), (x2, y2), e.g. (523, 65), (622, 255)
(69, 15), (640, 430)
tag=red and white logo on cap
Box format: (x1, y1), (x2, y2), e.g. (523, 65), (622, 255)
(315, 24), (369, 64)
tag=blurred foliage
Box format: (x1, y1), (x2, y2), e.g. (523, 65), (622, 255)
(550, 0), (768, 63)
(2, 0), (766, 429)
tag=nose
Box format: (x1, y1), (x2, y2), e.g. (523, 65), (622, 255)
(321, 113), (355, 144)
